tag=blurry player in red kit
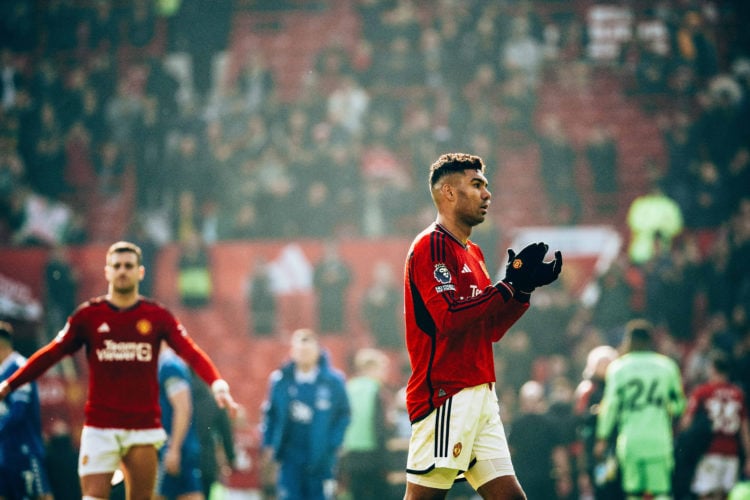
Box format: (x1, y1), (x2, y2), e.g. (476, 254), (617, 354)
(0, 241), (239, 500)
(403, 153), (562, 499)
(679, 350), (750, 499)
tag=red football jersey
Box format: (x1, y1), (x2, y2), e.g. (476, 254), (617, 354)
(403, 223), (528, 421)
(685, 380), (748, 456)
(8, 297), (222, 429)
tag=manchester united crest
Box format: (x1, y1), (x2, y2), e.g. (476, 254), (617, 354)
(136, 319), (152, 335)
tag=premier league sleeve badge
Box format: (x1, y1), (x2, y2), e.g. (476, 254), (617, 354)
(433, 263), (455, 293)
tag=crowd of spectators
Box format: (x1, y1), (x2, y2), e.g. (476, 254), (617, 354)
(0, 0), (746, 244)
(1, 0), (749, 389)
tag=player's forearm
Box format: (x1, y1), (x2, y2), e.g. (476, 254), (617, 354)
(7, 342), (66, 390)
(171, 338), (222, 385)
(432, 285), (516, 337)
(168, 391), (192, 450)
(488, 298), (529, 341)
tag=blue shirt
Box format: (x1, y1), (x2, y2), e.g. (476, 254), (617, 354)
(158, 350), (201, 458)
(262, 351), (350, 478)
(0, 352), (46, 464)
(282, 379), (316, 463)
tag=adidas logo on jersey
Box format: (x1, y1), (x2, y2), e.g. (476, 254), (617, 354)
(97, 323), (111, 333)
(461, 264), (472, 274)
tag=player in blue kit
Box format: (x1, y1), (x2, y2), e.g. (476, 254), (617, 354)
(157, 346), (204, 500)
(0, 321), (53, 500)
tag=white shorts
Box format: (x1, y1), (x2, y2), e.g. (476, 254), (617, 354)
(691, 454), (740, 496)
(78, 426), (167, 476)
(406, 384), (515, 490)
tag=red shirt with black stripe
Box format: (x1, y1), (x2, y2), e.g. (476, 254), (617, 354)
(7, 297), (222, 429)
(404, 223), (528, 422)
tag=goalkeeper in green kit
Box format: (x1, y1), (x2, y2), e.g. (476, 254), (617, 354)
(594, 319), (686, 500)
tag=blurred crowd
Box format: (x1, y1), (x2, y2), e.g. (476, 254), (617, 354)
(0, 0), (745, 245)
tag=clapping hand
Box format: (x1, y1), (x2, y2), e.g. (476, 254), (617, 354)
(502, 242), (563, 294)
(534, 249), (563, 288)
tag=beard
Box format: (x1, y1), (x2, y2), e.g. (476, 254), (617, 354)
(461, 212), (485, 227)
(112, 282), (137, 295)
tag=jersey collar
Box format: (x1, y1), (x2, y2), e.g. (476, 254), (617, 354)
(435, 223), (469, 249)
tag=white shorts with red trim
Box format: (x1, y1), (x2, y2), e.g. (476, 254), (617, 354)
(78, 426), (167, 476)
(691, 453), (740, 496)
(405, 384), (515, 489)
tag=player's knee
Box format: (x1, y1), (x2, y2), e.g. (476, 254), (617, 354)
(470, 459), (526, 500)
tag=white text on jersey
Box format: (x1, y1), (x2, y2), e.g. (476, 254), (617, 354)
(96, 340), (153, 362)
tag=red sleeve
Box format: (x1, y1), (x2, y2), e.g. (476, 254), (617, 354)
(410, 233), (526, 339)
(7, 320), (82, 391)
(488, 295), (528, 341)
(165, 317), (222, 386)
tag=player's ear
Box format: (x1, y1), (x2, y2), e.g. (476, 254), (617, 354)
(441, 181), (455, 201)
(138, 265), (145, 282)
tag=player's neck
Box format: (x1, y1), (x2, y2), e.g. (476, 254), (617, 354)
(435, 216), (470, 245)
(106, 291), (140, 309)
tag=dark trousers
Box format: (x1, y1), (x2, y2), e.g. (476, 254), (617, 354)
(278, 461), (326, 500)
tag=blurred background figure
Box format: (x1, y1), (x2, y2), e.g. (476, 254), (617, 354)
(574, 345), (622, 500)
(222, 406), (263, 500)
(44, 419), (82, 500)
(246, 257), (277, 336)
(339, 347), (392, 500)
(177, 231), (213, 309)
(509, 380), (572, 500)
(678, 350), (750, 500)
(157, 345), (205, 500)
(626, 174), (684, 267)
(360, 260), (402, 351)
(191, 368), (236, 499)
(43, 244), (78, 340)
(260, 328), (350, 500)
(0, 320), (53, 500)
(595, 319), (686, 500)
(313, 243), (351, 334)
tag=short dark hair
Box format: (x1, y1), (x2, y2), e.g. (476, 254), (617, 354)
(710, 350), (731, 375)
(106, 241), (143, 266)
(624, 318), (654, 349)
(0, 320), (13, 343)
(428, 153), (485, 188)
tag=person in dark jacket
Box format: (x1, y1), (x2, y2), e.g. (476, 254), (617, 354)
(191, 369), (236, 498)
(574, 345), (623, 500)
(260, 328), (350, 500)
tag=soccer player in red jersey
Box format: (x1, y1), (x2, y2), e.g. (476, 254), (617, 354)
(0, 241), (238, 500)
(403, 153), (562, 500)
(680, 350), (750, 499)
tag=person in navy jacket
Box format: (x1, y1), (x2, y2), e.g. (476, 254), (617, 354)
(261, 328), (350, 500)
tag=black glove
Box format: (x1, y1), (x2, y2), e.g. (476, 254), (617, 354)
(532, 250), (563, 288)
(502, 242), (548, 293)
